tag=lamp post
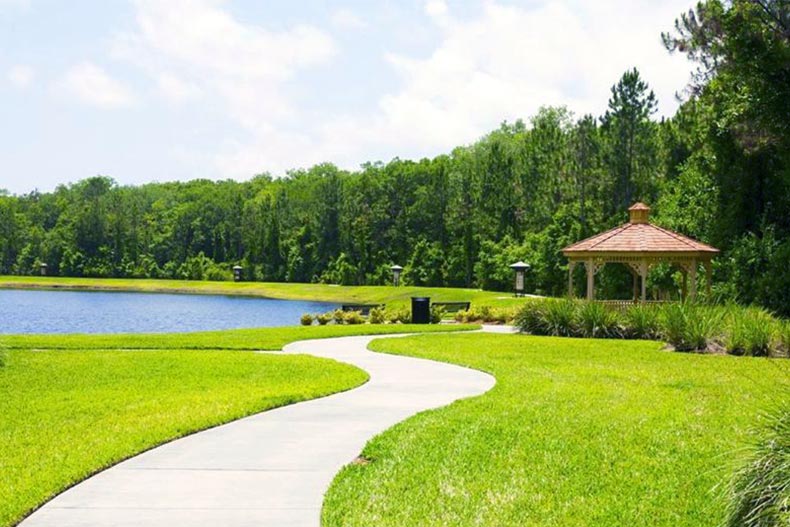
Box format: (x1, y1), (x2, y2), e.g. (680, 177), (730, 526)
(39, 263), (48, 276)
(509, 261), (530, 297)
(232, 265), (243, 282)
(390, 265), (403, 287)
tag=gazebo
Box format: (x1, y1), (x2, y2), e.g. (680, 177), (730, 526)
(562, 203), (719, 302)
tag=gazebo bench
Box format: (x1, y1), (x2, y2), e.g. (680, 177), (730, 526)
(340, 304), (385, 316)
(431, 301), (471, 313)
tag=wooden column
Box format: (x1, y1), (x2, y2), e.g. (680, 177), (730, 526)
(632, 271), (639, 301)
(586, 259), (595, 301)
(640, 260), (648, 302)
(689, 260), (698, 301)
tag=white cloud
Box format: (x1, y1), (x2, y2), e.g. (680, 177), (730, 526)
(106, 0), (694, 180)
(424, 0), (448, 18)
(156, 72), (201, 103)
(330, 8), (367, 30)
(7, 64), (34, 88)
(58, 61), (136, 108)
(110, 0), (337, 175)
(322, 0), (694, 164)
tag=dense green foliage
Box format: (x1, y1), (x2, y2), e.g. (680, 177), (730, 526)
(0, 348), (366, 527)
(514, 298), (786, 356)
(1, 1), (787, 313)
(323, 333), (790, 526)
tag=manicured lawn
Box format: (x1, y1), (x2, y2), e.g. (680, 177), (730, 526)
(0, 275), (525, 309)
(2, 323), (478, 350)
(323, 333), (790, 527)
(0, 324), (475, 527)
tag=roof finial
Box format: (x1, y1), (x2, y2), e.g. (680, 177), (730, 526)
(628, 202), (650, 224)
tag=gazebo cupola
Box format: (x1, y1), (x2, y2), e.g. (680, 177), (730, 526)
(562, 202), (719, 302)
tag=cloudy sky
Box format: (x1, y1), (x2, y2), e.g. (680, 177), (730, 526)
(1, 0), (696, 195)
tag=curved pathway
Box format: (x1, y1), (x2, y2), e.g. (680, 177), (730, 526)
(21, 333), (495, 527)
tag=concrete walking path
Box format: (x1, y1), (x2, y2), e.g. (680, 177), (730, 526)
(21, 333), (495, 527)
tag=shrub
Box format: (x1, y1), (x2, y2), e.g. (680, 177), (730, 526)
(300, 313), (314, 326)
(577, 302), (621, 338)
(369, 307), (386, 325)
(430, 305), (446, 324)
(514, 300), (548, 335)
(542, 299), (578, 337)
(726, 308), (776, 357)
(724, 406), (790, 527)
(622, 304), (661, 340)
(333, 309), (346, 325)
(660, 303), (720, 352)
(387, 308), (411, 324)
(778, 322), (790, 357)
(343, 310), (365, 325)
(315, 313), (332, 326)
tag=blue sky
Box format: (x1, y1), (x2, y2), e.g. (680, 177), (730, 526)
(1, 0), (696, 195)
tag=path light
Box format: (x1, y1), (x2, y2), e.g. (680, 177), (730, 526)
(39, 263), (48, 276)
(390, 265), (403, 287)
(232, 265), (243, 282)
(509, 261), (530, 297)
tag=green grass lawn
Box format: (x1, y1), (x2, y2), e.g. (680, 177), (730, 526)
(0, 324), (475, 527)
(323, 333), (790, 527)
(0, 275), (525, 309)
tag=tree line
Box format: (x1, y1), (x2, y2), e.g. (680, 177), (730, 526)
(1, 0), (788, 315)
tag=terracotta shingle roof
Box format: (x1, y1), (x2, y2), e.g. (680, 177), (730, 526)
(562, 203), (719, 255)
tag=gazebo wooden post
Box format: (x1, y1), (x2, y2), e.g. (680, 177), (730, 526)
(568, 261), (576, 298)
(689, 260), (698, 301)
(640, 260), (648, 302)
(632, 270), (639, 301)
(586, 258), (595, 301)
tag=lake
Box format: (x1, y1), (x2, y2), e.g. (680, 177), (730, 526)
(0, 289), (338, 334)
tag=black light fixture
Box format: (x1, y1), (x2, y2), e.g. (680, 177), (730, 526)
(509, 261), (530, 297)
(390, 264), (403, 287)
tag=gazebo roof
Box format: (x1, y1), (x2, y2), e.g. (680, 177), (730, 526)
(562, 202), (719, 258)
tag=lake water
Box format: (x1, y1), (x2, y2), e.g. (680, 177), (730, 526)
(0, 289), (338, 334)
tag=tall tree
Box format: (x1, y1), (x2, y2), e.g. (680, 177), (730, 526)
(601, 68), (659, 216)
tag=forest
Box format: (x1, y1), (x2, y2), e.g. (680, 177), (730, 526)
(1, 1), (788, 314)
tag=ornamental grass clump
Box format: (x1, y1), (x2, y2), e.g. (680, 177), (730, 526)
(726, 308), (776, 357)
(300, 313), (314, 326)
(514, 300), (547, 335)
(724, 407), (790, 527)
(315, 313), (332, 326)
(778, 322), (790, 357)
(659, 303), (721, 352)
(622, 304), (661, 340)
(577, 302), (621, 338)
(542, 299), (578, 337)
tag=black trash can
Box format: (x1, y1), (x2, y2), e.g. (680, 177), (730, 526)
(411, 297), (431, 324)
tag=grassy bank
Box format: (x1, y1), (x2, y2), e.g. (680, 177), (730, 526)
(323, 333), (790, 526)
(0, 275), (524, 309)
(0, 324), (476, 527)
